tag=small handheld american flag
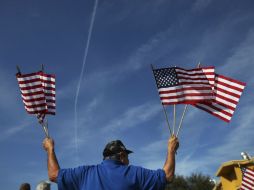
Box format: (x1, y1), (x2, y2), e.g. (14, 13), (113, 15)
(16, 67), (56, 137)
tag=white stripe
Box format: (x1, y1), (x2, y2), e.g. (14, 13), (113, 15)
(46, 102), (56, 107)
(40, 76), (55, 82)
(216, 83), (244, 95)
(158, 84), (212, 91)
(21, 88), (44, 94)
(22, 94), (45, 100)
(176, 68), (205, 75)
(44, 90), (56, 94)
(18, 81), (42, 88)
(45, 96), (56, 101)
(17, 74), (40, 81)
(159, 90), (213, 97)
(242, 181), (254, 189)
(202, 68), (214, 73)
(210, 102), (234, 114)
(216, 90), (241, 102)
(205, 75), (215, 79)
(42, 83), (56, 88)
(240, 184), (250, 190)
(25, 106), (47, 112)
(243, 177), (254, 185)
(195, 103), (232, 121)
(23, 100), (46, 106)
(177, 73), (209, 79)
(215, 97), (237, 109)
(161, 96), (214, 103)
(217, 77), (245, 89)
(246, 169), (254, 175)
(179, 78), (210, 83)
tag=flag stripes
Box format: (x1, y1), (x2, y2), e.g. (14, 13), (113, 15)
(16, 71), (56, 117)
(241, 168), (254, 190)
(194, 74), (246, 122)
(153, 66), (215, 105)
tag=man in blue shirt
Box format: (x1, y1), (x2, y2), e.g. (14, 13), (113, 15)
(43, 136), (179, 190)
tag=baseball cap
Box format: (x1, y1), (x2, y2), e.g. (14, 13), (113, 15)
(103, 140), (133, 157)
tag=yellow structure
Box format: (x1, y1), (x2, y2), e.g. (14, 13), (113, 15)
(213, 157), (254, 190)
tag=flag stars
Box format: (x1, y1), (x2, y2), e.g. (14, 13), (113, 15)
(154, 68), (179, 88)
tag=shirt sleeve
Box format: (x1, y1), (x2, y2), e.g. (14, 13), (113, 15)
(136, 167), (167, 190)
(57, 166), (88, 190)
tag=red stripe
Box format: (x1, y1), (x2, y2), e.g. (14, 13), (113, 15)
(40, 73), (55, 78)
(159, 86), (213, 94)
(215, 94), (238, 105)
(218, 74), (246, 86)
(25, 103), (47, 109)
(20, 85), (42, 91)
(194, 105), (230, 122)
(180, 81), (210, 85)
(212, 101), (235, 111)
(160, 93), (213, 99)
(21, 91), (45, 96)
(198, 103), (233, 117)
(175, 66), (214, 72)
(178, 76), (211, 81)
(41, 79), (55, 85)
(162, 99), (212, 105)
(216, 80), (245, 92)
(44, 86), (55, 91)
(18, 78), (41, 84)
(45, 99), (55, 103)
(215, 86), (241, 99)
(45, 93), (56, 97)
(22, 97), (45, 102)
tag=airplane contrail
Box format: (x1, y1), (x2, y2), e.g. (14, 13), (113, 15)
(74, 0), (99, 163)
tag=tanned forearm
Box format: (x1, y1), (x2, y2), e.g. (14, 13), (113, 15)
(163, 151), (176, 182)
(43, 138), (60, 183)
(47, 148), (60, 182)
(163, 136), (178, 183)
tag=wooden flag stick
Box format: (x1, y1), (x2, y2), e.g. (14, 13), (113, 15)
(16, 65), (21, 74)
(41, 120), (49, 138)
(151, 64), (173, 136)
(162, 105), (173, 136)
(41, 64), (44, 72)
(173, 104), (176, 135)
(175, 62), (201, 137)
(176, 104), (188, 137)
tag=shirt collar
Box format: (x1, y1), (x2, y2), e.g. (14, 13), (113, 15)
(102, 159), (124, 165)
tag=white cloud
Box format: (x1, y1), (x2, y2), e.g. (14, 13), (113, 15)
(0, 119), (34, 142)
(192, 0), (212, 12)
(218, 29), (254, 83)
(103, 102), (161, 133)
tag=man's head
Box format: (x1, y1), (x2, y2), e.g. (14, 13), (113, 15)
(103, 140), (133, 165)
(19, 183), (30, 190)
(36, 180), (50, 190)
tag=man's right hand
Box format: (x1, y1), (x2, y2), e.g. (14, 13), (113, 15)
(43, 138), (55, 152)
(168, 135), (179, 154)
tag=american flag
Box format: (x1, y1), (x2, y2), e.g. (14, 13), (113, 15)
(152, 66), (215, 105)
(194, 74), (246, 122)
(240, 167), (254, 190)
(16, 71), (56, 122)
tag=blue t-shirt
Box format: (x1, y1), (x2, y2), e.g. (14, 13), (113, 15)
(57, 160), (166, 190)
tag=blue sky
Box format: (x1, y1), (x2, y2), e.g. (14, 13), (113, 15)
(0, 0), (254, 189)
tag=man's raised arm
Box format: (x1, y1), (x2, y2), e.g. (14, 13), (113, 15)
(43, 138), (60, 182)
(163, 135), (179, 183)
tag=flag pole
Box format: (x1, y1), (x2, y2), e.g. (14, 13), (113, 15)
(41, 120), (49, 138)
(39, 64), (49, 138)
(173, 104), (176, 135)
(151, 64), (173, 136)
(176, 62), (201, 137)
